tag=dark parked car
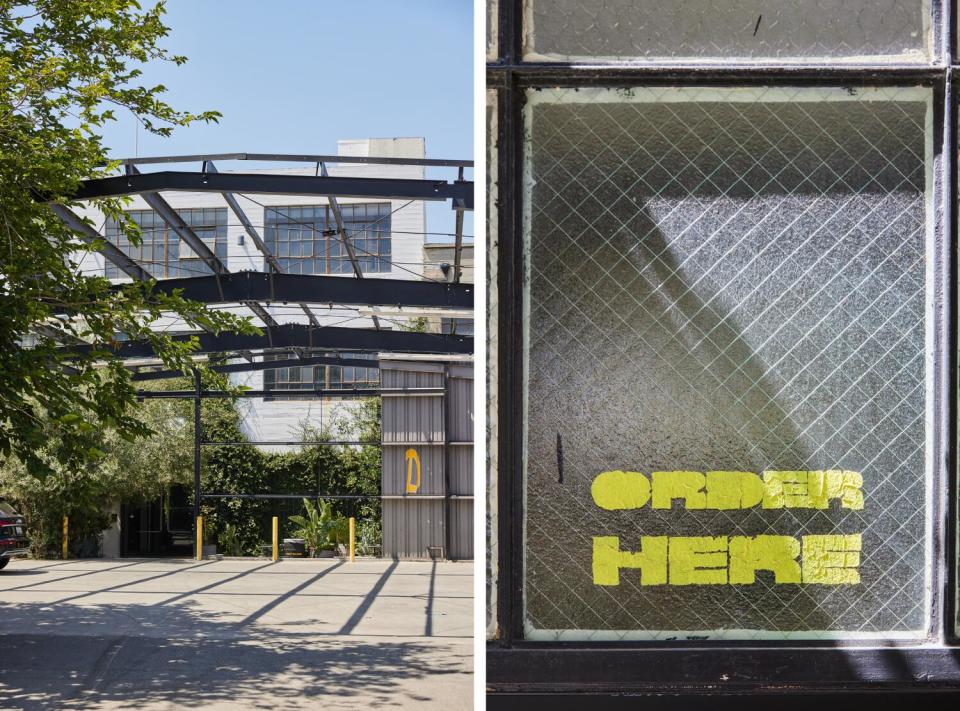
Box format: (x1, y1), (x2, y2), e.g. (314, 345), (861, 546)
(0, 502), (29, 570)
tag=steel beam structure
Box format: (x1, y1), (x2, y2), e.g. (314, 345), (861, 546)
(135, 271), (473, 309)
(319, 161), (382, 330)
(61, 323), (472, 360)
(126, 165), (285, 331)
(74, 171), (474, 208)
(320, 162), (364, 279)
(51, 200), (272, 333)
(206, 161), (323, 328)
(54, 158), (473, 336)
(205, 161), (282, 273)
(33, 323), (84, 345)
(114, 152), (473, 168)
(130, 353), (380, 381)
(127, 166), (229, 277)
(453, 166), (466, 283)
(49, 204), (151, 281)
(138, 386), (443, 399)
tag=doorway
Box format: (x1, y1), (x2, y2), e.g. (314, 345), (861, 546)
(121, 485), (193, 557)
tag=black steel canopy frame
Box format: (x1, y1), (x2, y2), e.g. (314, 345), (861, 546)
(62, 324), (472, 360)
(488, 0), (960, 701)
(73, 171), (474, 209)
(48, 152), (474, 345)
(44, 151), (476, 563)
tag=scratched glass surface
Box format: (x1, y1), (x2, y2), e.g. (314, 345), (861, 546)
(523, 88), (930, 638)
(523, 1), (930, 62)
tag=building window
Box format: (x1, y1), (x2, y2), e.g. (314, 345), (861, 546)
(489, 0), (958, 695)
(263, 204), (391, 274)
(104, 208), (228, 279)
(263, 353), (379, 401)
(442, 318), (474, 336)
(520, 86), (931, 640)
(521, 0), (929, 63)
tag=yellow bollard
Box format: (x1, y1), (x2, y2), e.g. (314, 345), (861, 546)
(272, 517), (279, 562)
(62, 516), (69, 560)
(195, 516), (203, 561)
(349, 517), (356, 562)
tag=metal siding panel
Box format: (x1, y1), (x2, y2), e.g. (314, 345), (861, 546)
(381, 371), (444, 444)
(450, 445), (473, 496)
(382, 443), (446, 495)
(448, 375), (474, 442)
(380, 362), (472, 560)
(383, 499), (445, 559)
(450, 499), (474, 560)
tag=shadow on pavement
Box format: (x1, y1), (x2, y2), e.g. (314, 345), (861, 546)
(0, 596), (470, 710)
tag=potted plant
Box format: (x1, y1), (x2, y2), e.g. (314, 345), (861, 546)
(288, 498), (341, 558)
(218, 523), (243, 557)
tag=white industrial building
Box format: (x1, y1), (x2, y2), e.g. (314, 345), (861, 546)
(74, 137), (443, 443)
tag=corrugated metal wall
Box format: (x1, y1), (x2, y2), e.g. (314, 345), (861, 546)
(381, 360), (473, 560)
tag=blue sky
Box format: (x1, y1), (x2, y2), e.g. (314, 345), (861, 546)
(98, 0), (474, 241)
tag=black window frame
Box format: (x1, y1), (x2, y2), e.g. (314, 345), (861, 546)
(104, 207), (228, 279)
(487, 0), (960, 696)
(263, 203), (393, 275)
(262, 352), (379, 401)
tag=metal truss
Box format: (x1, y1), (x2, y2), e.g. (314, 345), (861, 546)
(61, 323), (472, 360)
(139, 272), (472, 308)
(50, 204), (151, 282)
(44, 152), (475, 564)
(129, 353), (380, 382)
(113, 152), (472, 168)
(73, 170), (473, 208)
(48, 151), (474, 360)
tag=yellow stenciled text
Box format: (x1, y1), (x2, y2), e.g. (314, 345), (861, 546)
(593, 534), (862, 586)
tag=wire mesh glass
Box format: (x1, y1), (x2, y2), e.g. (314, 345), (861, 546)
(523, 0), (931, 63)
(522, 86), (932, 640)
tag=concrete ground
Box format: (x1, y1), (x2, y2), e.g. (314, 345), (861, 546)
(0, 558), (472, 710)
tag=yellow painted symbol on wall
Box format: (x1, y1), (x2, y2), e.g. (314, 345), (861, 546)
(405, 448), (421, 493)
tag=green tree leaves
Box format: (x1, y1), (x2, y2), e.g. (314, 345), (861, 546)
(0, 1), (252, 474)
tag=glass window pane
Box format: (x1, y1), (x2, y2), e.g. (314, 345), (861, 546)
(523, 86), (932, 640)
(524, 0), (930, 63)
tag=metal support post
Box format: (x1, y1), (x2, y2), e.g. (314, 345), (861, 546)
(193, 369), (201, 523)
(349, 517), (356, 562)
(272, 517), (279, 562)
(195, 516), (203, 561)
